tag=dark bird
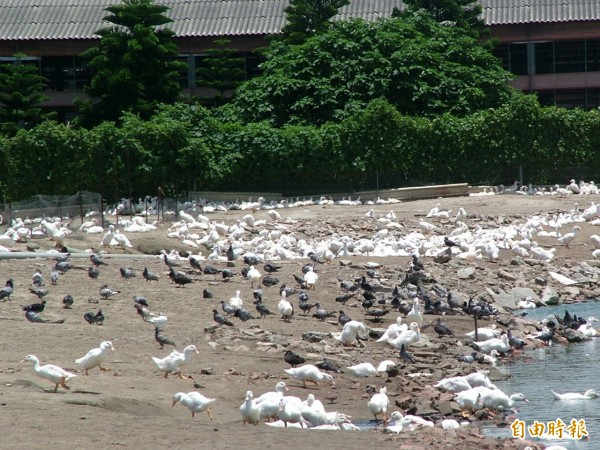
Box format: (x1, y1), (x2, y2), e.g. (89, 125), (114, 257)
(312, 303), (335, 321)
(298, 291), (309, 303)
(366, 268), (381, 279)
(203, 289), (213, 299)
(338, 310), (352, 326)
(399, 344), (415, 364)
(284, 350), (306, 368)
(433, 317), (454, 337)
(339, 279), (359, 292)
(226, 244), (235, 262)
(169, 268), (193, 287)
(360, 276), (375, 292)
(189, 256), (202, 273)
(88, 266), (100, 279)
(99, 284), (121, 299)
(253, 289), (263, 302)
(50, 270), (59, 285)
(410, 254), (425, 271)
(308, 252), (325, 264)
(262, 275), (279, 287)
(361, 298), (374, 310)
(365, 309), (389, 321)
(0, 278), (14, 300)
(25, 310), (46, 323)
(456, 352), (479, 363)
(315, 358), (343, 373)
(221, 269), (235, 281)
(120, 267), (137, 280)
(31, 270), (44, 287)
(264, 263), (282, 273)
(279, 284), (297, 297)
(90, 253), (108, 267)
(254, 300), (274, 318)
(54, 261), (78, 273)
(444, 236), (459, 249)
(447, 292), (461, 309)
(29, 287), (49, 300)
(299, 300), (317, 315)
(62, 294), (74, 309)
(536, 327), (555, 345)
(203, 265), (221, 275)
(143, 267), (159, 282)
(433, 247), (452, 264)
(155, 327), (176, 349)
(219, 300), (236, 317)
(213, 309), (234, 326)
(84, 309), (104, 325)
(507, 328), (527, 350)
(133, 295), (149, 307)
(301, 263), (315, 274)
(22, 300), (46, 313)
(234, 307), (254, 322)
(243, 255), (259, 266)
(335, 293), (355, 304)
(292, 274), (306, 287)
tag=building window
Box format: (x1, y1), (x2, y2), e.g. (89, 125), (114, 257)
(508, 43), (528, 75)
(534, 42), (554, 74)
(40, 56), (91, 91)
(586, 40), (600, 72)
(554, 41), (585, 73)
(492, 44), (509, 71)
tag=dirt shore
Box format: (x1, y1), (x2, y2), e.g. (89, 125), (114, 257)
(0, 193), (595, 450)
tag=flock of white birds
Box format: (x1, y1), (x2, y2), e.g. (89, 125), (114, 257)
(6, 181), (600, 442)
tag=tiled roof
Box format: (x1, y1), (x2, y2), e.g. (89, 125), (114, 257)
(1, 0), (599, 41)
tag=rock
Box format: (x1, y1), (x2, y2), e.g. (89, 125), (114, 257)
(540, 286), (560, 305)
(562, 286), (580, 297)
(496, 270), (517, 281)
(302, 331), (329, 343)
(436, 400), (456, 416)
(263, 333), (289, 347)
(534, 277), (547, 286)
(457, 267), (475, 279)
(493, 287), (538, 311)
(207, 341), (218, 350)
(563, 328), (587, 343)
(339, 260), (353, 267)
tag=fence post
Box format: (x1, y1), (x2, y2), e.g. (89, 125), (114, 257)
(100, 193), (105, 228)
(79, 191), (84, 223)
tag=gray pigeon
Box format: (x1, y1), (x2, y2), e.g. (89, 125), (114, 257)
(120, 267), (136, 281)
(100, 285), (120, 299)
(143, 267), (159, 282)
(155, 327), (176, 349)
(25, 310), (46, 323)
(88, 267), (100, 279)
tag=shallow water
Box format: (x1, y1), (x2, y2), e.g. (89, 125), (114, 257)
(481, 303), (600, 449)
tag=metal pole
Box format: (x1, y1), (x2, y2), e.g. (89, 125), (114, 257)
(79, 191), (84, 222)
(474, 315), (479, 342)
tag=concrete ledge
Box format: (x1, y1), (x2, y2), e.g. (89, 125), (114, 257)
(190, 191), (282, 202)
(355, 183), (469, 201)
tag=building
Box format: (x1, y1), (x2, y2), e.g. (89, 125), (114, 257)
(1, 0), (600, 118)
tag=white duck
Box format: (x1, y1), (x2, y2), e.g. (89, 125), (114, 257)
(389, 411), (434, 431)
(74, 340), (114, 375)
(464, 372), (496, 389)
(240, 390), (261, 425)
(474, 334), (510, 354)
(278, 292), (294, 322)
(229, 290), (243, 311)
(22, 354), (77, 392)
(377, 316), (408, 343)
(517, 296), (537, 309)
(255, 382), (289, 420)
(367, 386), (390, 422)
(336, 320), (366, 346)
(346, 362), (377, 378)
(388, 322), (421, 350)
(578, 323), (597, 338)
(465, 324), (500, 341)
(303, 266), (319, 289)
(278, 397), (304, 428)
(558, 225), (581, 248)
(172, 391), (216, 420)
(246, 266), (261, 288)
(551, 389), (599, 400)
(482, 350), (500, 365)
(405, 298), (423, 327)
(434, 376), (472, 393)
(100, 224), (115, 248)
(151, 344), (198, 379)
(284, 364), (334, 388)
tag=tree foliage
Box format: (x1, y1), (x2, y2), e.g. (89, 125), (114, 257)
(399, 0), (486, 37)
(228, 13), (514, 126)
(0, 55), (55, 136)
(278, 0), (350, 45)
(76, 0), (186, 126)
(196, 39), (246, 106)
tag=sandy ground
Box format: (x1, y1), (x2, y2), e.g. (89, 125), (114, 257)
(0, 193), (594, 450)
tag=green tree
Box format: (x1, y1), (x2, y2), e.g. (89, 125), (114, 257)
(398, 0), (486, 37)
(196, 39), (246, 106)
(278, 0), (350, 45)
(228, 14), (514, 126)
(0, 54), (55, 136)
(76, 0), (186, 126)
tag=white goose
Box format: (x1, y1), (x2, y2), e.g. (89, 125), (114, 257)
(474, 334), (510, 354)
(388, 322), (421, 350)
(278, 397), (304, 428)
(240, 391), (261, 425)
(278, 292), (294, 322)
(172, 391), (216, 420)
(434, 376), (472, 393)
(151, 345), (198, 379)
(551, 389), (599, 400)
(346, 362), (377, 378)
(465, 324), (500, 341)
(22, 354), (77, 392)
(389, 411), (434, 431)
(284, 364), (334, 388)
(255, 382), (289, 420)
(74, 340), (114, 375)
(367, 386), (390, 422)
(336, 320), (366, 346)
(246, 266), (261, 288)
(405, 298), (423, 327)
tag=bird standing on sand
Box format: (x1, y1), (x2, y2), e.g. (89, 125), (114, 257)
(62, 295), (74, 309)
(284, 350), (306, 368)
(213, 309), (234, 327)
(100, 284), (120, 299)
(143, 267), (159, 282)
(155, 327), (176, 349)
